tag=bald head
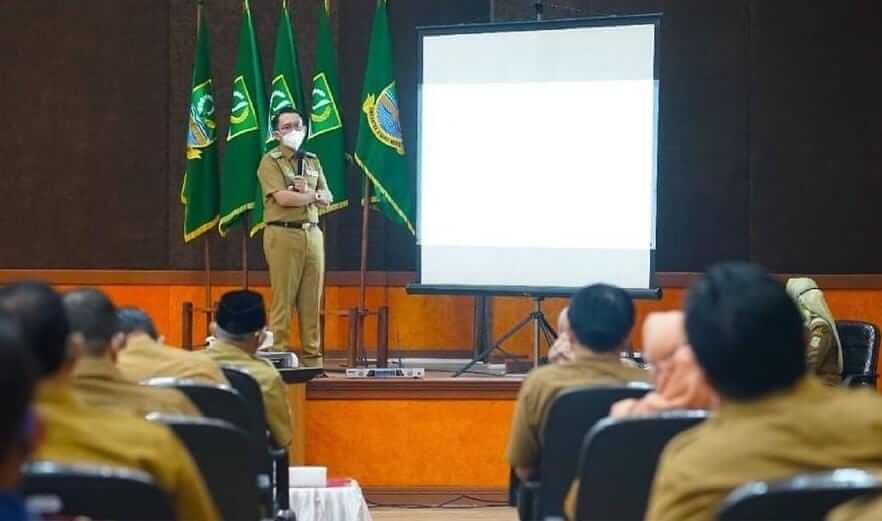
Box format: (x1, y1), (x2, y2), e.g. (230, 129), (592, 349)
(642, 311), (687, 363)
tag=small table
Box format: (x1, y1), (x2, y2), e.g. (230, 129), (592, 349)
(288, 479), (371, 521)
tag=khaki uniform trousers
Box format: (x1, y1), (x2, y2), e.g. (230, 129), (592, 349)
(263, 225), (324, 367)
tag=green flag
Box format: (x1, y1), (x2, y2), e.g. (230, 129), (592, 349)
(265, 0), (306, 150)
(181, 5), (219, 243)
(251, 0), (307, 236)
(308, 0), (347, 215)
(219, 0), (268, 237)
(354, 0), (414, 234)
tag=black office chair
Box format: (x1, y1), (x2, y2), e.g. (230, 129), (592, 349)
(145, 378), (255, 431)
(146, 377), (275, 515)
(717, 468), (882, 521)
(573, 410), (709, 521)
(148, 414), (261, 521)
(519, 383), (652, 521)
(836, 320), (880, 387)
(222, 366), (291, 516)
(21, 461), (175, 521)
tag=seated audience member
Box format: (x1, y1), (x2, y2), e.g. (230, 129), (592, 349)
(786, 277), (843, 385)
(506, 284), (650, 481)
(64, 289), (200, 417)
(205, 290), (293, 447)
(547, 307), (575, 364)
(0, 282), (219, 521)
(564, 310), (716, 519)
(646, 263), (882, 521)
(0, 314), (40, 521)
(611, 311), (717, 417)
(116, 307), (228, 385)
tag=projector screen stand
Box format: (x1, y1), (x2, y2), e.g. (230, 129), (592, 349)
(452, 296), (555, 377)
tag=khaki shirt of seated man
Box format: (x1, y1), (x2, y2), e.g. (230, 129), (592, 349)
(646, 377), (882, 521)
(205, 340), (293, 447)
(118, 333), (228, 385)
(505, 353), (650, 471)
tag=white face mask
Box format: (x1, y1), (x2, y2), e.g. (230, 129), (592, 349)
(281, 128), (306, 151)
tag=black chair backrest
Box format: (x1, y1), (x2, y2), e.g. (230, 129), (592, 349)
(148, 414), (260, 521)
(539, 383), (651, 519)
(717, 468), (882, 521)
(21, 461), (175, 521)
(222, 366), (270, 442)
(837, 320), (880, 385)
(146, 378), (256, 434)
(219, 367), (279, 513)
(574, 411), (709, 521)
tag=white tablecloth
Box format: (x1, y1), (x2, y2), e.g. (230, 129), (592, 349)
(289, 480), (372, 521)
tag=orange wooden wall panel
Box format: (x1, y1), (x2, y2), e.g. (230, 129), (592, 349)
(50, 284), (882, 357)
(304, 399), (515, 487)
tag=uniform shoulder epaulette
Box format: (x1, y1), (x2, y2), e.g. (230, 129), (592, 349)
(269, 150), (284, 159)
(304, 151), (318, 159)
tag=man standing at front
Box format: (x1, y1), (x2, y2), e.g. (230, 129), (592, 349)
(257, 108), (332, 368)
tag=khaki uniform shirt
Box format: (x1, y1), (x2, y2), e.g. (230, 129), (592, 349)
(806, 316), (842, 386)
(204, 341), (293, 447)
(257, 145), (328, 224)
(646, 377), (882, 521)
(35, 380), (220, 521)
(829, 491), (882, 521)
(118, 334), (228, 385)
(72, 357), (200, 417)
(506, 353), (650, 467)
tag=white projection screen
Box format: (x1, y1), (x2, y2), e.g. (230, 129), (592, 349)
(416, 16), (660, 292)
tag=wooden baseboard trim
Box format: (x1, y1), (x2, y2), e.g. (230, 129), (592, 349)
(307, 377), (522, 400)
(4, 269), (882, 289)
(362, 486), (509, 507)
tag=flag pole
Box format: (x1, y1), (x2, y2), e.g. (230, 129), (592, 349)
(198, 0), (212, 340)
(203, 235), (213, 338)
(356, 175), (371, 367)
(242, 217), (250, 289)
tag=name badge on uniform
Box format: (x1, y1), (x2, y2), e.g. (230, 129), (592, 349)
(304, 160), (319, 178)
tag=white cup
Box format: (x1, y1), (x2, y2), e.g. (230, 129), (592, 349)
(288, 466), (327, 488)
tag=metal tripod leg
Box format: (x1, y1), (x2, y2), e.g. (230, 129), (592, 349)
(452, 296), (557, 377)
(452, 312), (535, 377)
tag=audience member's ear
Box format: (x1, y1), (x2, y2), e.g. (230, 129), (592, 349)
(109, 332), (126, 363)
(63, 332), (83, 370)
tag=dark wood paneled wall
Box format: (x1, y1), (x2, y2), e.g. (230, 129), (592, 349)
(1, 1), (881, 273)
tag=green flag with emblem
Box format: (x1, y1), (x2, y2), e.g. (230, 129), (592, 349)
(219, 0), (268, 236)
(265, 0), (306, 150)
(251, 0), (307, 236)
(308, 0), (347, 215)
(181, 5), (219, 242)
(354, 0), (413, 234)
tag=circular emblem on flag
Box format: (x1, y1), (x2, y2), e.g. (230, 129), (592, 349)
(363, 82), (404, 155)
(186, 82), (215, 160)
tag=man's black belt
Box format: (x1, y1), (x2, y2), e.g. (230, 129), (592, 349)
(266, 221), (319, 229)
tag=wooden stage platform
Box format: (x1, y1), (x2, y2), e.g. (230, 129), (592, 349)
(286, 367), (523, 505)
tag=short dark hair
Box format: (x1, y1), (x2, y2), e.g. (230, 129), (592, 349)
(271, 107), (306, 131)
(567, 284), (634, 353)
(0, 281), (70, 377)
(63, 288), (118, 356)
(0, 312), (37, 459)
(116, 307), (159, 340)
(685, 262), (806, 401)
